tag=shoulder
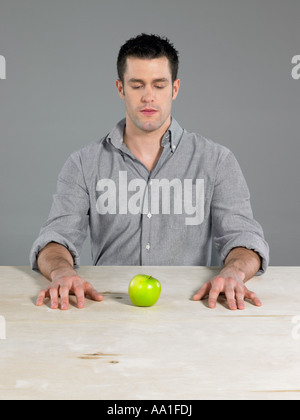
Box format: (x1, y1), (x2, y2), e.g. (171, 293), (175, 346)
(70, 118), (125, 162)
(74, 135), (109, 160)
(61, 135), (109, 172)
(181, 127), (232, 163)
(57, 135), (109, 183)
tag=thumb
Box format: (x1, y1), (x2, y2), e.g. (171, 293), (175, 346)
(192, 282), (210, 301)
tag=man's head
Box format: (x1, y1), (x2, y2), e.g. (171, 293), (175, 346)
(117, 33), (179, 85)
(116, 34), (180, 134)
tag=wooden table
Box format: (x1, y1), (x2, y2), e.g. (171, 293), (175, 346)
(0, 266), (300, 400)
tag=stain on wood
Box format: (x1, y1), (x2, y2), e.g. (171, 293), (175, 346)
(78, 352), (120, 360)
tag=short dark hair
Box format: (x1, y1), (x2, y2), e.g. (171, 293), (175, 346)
(117, 33), (179, 83)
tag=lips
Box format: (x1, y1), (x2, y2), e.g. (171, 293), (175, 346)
(140, 109), (158, 116)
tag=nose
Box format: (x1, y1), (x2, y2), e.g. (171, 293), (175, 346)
(141, 86), (154, 103)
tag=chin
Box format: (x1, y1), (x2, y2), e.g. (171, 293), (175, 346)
(141, 121), (161, 132)
(139, 116), (168, 133)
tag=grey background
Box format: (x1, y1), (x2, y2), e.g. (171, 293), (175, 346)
(0, 0), (299, 266)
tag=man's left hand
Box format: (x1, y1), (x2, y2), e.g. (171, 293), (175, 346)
(192, 267), (262, 310)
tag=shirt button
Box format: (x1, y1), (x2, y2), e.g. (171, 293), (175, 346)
(146, 243), (151, 250)
(147, 213), (152, 219)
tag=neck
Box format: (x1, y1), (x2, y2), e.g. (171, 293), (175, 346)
(123, 116), (171, 172)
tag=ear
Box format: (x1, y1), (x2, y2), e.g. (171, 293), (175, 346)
(116, 79), (125, 99)
(172, 79), (180, 100)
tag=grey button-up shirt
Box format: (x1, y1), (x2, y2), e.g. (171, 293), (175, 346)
(30, 117), (269, 274)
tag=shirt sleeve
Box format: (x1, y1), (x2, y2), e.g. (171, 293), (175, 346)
(211, 149), (269, 275)
(29, 151), (90, 271)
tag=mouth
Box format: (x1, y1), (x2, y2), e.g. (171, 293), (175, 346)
(140, 109), (158, 116)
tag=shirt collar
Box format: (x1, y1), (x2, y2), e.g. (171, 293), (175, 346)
(107, 117), (184, 153)
(161, 117), (184, 152)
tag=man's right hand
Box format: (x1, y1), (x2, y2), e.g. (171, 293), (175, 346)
(36, 274), (103, 310)
(36, 243), (103, 310)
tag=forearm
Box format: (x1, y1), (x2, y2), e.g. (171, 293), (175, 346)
(37, 242), (77, 282)
(193, 246), (262, 309)
(222, 247), (261, 282)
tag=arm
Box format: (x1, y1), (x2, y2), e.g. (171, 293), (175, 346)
(222, 246), (261, 283)
(192, 149), (268, 310)
(31, 152), (103, 310)
(193, 247), (262, 310)
(35, 242), (103, 310)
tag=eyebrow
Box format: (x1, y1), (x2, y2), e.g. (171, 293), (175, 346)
(128, 78), (169, 84)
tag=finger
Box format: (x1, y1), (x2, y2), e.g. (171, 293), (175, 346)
(244, 289), (262, 307)
(192, 282), (211, 301)
(49, 286), (59, 309)
(85, 283), (103, 302)
(36, 289), (48, 306)
(72, 282), (85, 309)
(224, 284), (237, 310)
(208, 285), (222, 309)
(235, 286), (245, 310)
(59, 285), (70, 310)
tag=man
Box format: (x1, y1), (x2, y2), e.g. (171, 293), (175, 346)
(30, 34), (269, 311)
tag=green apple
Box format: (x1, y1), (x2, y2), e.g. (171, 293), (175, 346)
(128, 274), (161, 307)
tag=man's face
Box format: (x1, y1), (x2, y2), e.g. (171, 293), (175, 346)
(116, 56), (180, 134)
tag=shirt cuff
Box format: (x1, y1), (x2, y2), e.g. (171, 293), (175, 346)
(29, 232), (81, 272)
(218, 235), (270, 276)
